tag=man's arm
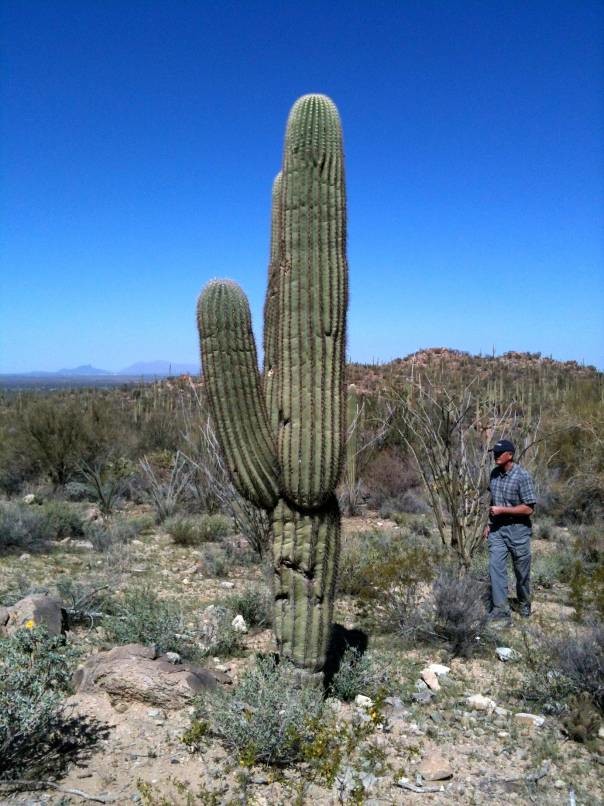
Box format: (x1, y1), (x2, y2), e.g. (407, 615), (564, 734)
(489, 503), (534, 517)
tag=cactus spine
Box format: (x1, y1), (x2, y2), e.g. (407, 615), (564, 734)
(197, 94), (348, 672)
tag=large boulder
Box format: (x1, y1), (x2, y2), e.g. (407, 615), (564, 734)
(72, 643), (229, 707)
(0, 593), (65, 638)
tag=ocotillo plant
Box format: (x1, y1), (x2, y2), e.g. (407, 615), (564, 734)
(197, 94), (348, 672)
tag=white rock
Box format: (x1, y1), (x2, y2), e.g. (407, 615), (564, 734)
(164, 651), (181, 664)
(467, 694), (496, 713)
(219, 581), (235, 589)
(427, 663), (450, 676)
(22, 493), (36, 504)
(421, 668), (440, 691)
(599, 726), (604, 740)
(554, 780), (565, 790)
(231, 614), (248, 633)
(514, 712), (545, 728)
(19, 553), (31, 561)
(496, 647), (520, 662)
(355, 694), (373, 708)
(494, 706), (510, 717)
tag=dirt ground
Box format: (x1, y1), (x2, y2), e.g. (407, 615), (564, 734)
(1, 510), (602, 805)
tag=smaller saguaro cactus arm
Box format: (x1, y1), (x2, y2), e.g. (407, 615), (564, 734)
(263, 171), (282, 436)
(197, 279), (280, 511)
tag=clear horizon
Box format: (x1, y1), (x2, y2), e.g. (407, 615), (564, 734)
(2, 1), (603, 373)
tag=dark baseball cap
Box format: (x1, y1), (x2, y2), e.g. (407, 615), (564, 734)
(490, 439), (515, 455)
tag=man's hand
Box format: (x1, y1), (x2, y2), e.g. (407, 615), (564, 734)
(489, 505), (503, 517)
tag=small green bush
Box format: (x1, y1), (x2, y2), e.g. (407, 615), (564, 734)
(521, 621), (604, 713)
(329, 646), (391, 702)
(0, 626), (105, 782)
(83, 515), (151, 552)
(103, 586), (189, 656)
(200, 544), (229, 578)
(39, 499), (85, 538)
(0, 502), (54, 550)
(185, 655), (325, 765)
(432, 566), (489, 657)
(225, 586), (271, 628)
(164, 513), (232, 546)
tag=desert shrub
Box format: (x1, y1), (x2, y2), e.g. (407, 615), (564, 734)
(0, 626), (105, 782)
(103, 586), (189, 656)
(14, 396), (122, 488)
(567, 559), (604, 621)
(328, 646), (391, 702)
(562, 692), (602, 743)
(389, 512), (432, 536)
(522, 621), (604, 713)
(78, 458), (135, 514)
(573, 525), (603, 566)
(139, 451), (193, 521)
(225, 586), (271, 628)
(0, 501), (55, 550)
(199, 544), (229, 578)
(532, 553), (568, 589)
(39, 499), (84, 538)
(164, 513), (231, 546)
(339, 529), (437, 627)
(185, 655), (325, 765)
(363, 448), (417, 509)
(83, 515), (151, 552)
(431, 566), (489, 657)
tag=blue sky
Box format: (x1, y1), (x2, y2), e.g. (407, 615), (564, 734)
(1, 1), (602, 372)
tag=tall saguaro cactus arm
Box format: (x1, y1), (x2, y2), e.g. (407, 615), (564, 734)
(277, 95), (348, 509)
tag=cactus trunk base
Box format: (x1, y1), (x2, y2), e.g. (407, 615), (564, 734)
(271, 496), (340, 673)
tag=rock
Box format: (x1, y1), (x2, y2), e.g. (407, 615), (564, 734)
(72, 643), (226, 707)
(418, 753), (453, 781)
(514, 712), (545, 728)
(496, 647), (520, 662)
(494, 706), (509, 717)
(421, 668), (441, 691)
(0, 593), (65, 637)
(426, 663), (450, 676)
(219, 581), (235, 589)
(22, 493), (36, 504)
(231, 614), (248, 633)
(412, 690), (433, 704)
(554, 780), (565, 790)
(355, 694), (373, 708)
(467, 694), (496, 713)
(415, 679), (428, 691)
(19, 552), (31, 560)
(72, 539), (94, 550)
(599, 726), (604, 740)
(164, 651), (181, 664)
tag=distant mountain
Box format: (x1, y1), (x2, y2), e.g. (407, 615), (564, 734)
(118, 361), (199, 376)
(56, 364), (113, 376)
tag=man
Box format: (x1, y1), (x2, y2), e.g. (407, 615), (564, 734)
(484, 439), (537, 625)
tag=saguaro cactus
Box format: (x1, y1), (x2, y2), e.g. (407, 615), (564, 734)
(197, 94), (348, 672)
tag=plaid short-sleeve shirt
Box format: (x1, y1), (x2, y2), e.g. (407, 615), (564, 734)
(489, 463), (536, 511)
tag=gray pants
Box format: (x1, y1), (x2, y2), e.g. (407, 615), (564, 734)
(488, 524), (532, 615)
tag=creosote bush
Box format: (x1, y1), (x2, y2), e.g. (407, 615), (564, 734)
(521, 620), (604, 714)
(328, 646), (391, 702)
(164, 513), (231, 546)
(185, 655), (325, 766)
(432, 566), (489, 657)
(225, 586), (272, 628)
(103, 586), (189, 656)
(0, 626), (106, 782)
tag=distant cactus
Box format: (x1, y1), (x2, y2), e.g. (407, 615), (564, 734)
(197, 94), (348, 672)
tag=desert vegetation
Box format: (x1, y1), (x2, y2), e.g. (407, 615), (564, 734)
(0, 348), (602, 804)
